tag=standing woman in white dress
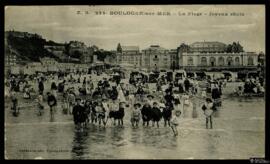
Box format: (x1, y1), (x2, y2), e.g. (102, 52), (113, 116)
(182, 92), (192, 118)
(117, 85), (126, 103)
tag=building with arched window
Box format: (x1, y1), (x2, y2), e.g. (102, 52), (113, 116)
(218, 57), (225, 66)
(182, 52), (258, 70)
(210, 57), (216, 66)
(227, 57), (233, 66)
(200, 57), (207, 66)
(141, 45), (172, 71)
(235, 57), (240, 66)
(180, 41), (259, 70)
(187, 57), (193, 66)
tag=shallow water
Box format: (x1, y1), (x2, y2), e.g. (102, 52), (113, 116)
(5, 81), (265, 159)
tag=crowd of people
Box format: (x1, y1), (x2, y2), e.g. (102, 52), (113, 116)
(5, 68), (264, 136)
(234, 76), (265, 96)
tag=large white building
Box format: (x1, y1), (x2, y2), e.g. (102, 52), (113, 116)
(182, 52), (258, 68)
(141, 45), (172, 71)
(116, 44), (142, 69)
(179, 41), (259, 70)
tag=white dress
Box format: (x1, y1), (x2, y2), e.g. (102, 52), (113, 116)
(173, 104), (183, 118)
(170, 115), (180, 126)
(203, 102), (214, 117)
(201, 90), (207, 98)
(117, 86), (126, 102)
(5, 86), (10, 98)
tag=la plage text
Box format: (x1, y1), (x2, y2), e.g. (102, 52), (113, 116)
(76, 10), (245, 17)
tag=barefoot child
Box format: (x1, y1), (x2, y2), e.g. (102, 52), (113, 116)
(131, 103), (141, 127)
(202, 98), (214, 129)
(96, 101), (106, 127)
(141, 102), (152, 127)
(170, 110), (181, 136)
(151, 102), (162, 128)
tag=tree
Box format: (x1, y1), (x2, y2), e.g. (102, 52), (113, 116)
(226, 44), (233, 53)
(93, 50), (114, 61)
(71, 50), (82, 59)
(177, 43), (190, 53)
(64, 43), (70, 55)
(226, 42), (244, 53)
(117, 43), (122, 53)
(236, 42), (244, 52)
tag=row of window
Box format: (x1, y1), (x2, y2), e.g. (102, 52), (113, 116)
(122, 56), (140, 61)
(187, 56), (254, 66)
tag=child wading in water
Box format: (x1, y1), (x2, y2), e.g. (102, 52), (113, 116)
(37, 93), (44, 116)
(170, 110), (182, 136)
(202, 98), (215, 129)
(151, 102), (162, 128)
(131, 103), (141, 127)
(96, 101), (106, 127)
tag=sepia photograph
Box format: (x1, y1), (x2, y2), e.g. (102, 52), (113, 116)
(4, 5), (266, 159)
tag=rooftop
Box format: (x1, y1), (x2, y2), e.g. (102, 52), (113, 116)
(143, 45), (167, 51)
(121, 46), (140, 51)
(190, 41), (227, 47)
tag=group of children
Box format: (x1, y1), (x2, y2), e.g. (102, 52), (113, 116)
(7, 71), (220, 137)
(60, 92), (183, 136)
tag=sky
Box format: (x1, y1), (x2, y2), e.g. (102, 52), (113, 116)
(5, 5), (265, 53)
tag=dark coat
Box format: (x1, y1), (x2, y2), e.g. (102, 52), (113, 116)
(114, 107), (125, 119)
(164, 94), (174, 103)
(38, 81), (44, 91)
(72, 104), (85, 124)
(141, 105), (152, 121)
(162, 105), (173, 120)
(51, 82), (57, 90)
(47, 95), (57, 107)
(184, 79), (190, 90)
(211, 88), (220, 99)
(151, 107), (162, 122)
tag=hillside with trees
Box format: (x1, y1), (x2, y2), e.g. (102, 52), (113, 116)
(6, 31), (62, 62)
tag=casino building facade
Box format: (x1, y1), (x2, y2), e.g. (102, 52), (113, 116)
(179, 41), (259, 71)
(115, 41), (260, 71)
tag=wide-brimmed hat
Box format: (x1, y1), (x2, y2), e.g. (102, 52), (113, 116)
(134, 103), (141, 108)
(159, 103), (166, 108)
(206, 98), (212, 102)
(147, 94), (154, 98)
(175, 110), (181, 114)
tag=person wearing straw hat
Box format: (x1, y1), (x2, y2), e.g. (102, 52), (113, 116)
(131, 103), (142, 127)
(147, 94), (154, 107)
